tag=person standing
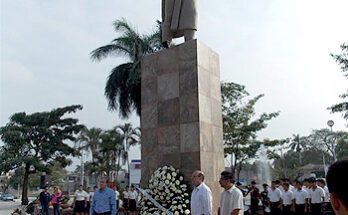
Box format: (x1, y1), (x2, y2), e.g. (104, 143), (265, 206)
(260, 184), (270, 215)
(285, 179), (295, 192)
(39, 185), (51, 215)
(249, 181), (260, 215)
(51, 186), (62, 215)
(326, 160), (348, 215)
(73, 185), (88, 215)
(317, 178), (333, 213)
(308, 177), (324, 215)
(122, 186), (129, 214)
(292, 181), (308, 215)
(280, 183), (294, 215)
(303, 178), (310, 193)
(112, 186), (120, 213)
(218, 171), (244, 215)
(89, 177), (117, 215)
(190, 170), (212, 215)
(85, 187), (93, 215)
(278, 179), (285, 193)
(267, 181), (281, 215)
(128, 186), (137, 215)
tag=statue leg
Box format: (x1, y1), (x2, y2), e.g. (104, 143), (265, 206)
(184, 29), (196, 42)
(162, 0), (175, 47)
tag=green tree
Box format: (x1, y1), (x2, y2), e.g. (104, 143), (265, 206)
(336, 138), (348, 160)
(114, 123), (140, 185)
(0, 105), (84, 205)
(221, 82), (280, 179)
(308, 129), (348, 162)
(329, 43), (348, 122)
(77, 127), (103, 184)
(289, 134), (308, 165)
(90, 19), (163, 119)
(98, 129), (123, 178)
(272, 150), (301, 179)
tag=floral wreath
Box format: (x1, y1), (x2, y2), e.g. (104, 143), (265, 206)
(139, 166), (192, 215)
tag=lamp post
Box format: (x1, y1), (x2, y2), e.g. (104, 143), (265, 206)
(327, 120), (336, 162)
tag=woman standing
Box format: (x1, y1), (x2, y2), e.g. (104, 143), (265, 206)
(128, 186), (138, 215)
(51, 186), (62, 215)
(73, 185), (87, 215)
(122, 186), (129, 214)
(84, 187), (93, 215)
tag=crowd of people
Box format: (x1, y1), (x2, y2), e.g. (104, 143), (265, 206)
(236, 177), (333, 215)
(37, 159), (347, 215)
(37, 179), (139, 215)
(190, 160), (348, 215)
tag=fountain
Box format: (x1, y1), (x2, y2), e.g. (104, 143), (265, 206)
(256, 145), (272, 185)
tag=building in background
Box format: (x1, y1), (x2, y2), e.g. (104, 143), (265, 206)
(129, 160), (141, 186)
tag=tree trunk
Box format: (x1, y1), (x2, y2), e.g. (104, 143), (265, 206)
(21, 163), (30, 205)
(236, 164), (242, 181)
(127, 155), (130, 186)
(116, 153), (121, 182)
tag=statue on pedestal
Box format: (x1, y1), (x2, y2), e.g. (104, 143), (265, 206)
(161, 0), (198, 48)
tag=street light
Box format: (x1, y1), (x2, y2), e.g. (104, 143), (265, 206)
(327, 120), (336, 162)
(327, 120), (334, 130)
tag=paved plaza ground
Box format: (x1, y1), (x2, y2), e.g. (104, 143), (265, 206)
(0, 199), (21, 215)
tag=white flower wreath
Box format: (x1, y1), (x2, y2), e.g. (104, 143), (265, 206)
(140, 166), (192, 215)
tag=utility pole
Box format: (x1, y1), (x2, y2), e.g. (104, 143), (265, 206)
(327, 120), (336, 162)
(81, 152), (84, 186)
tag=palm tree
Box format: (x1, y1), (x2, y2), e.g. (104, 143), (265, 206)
(78, 128), (103, 161)
(77, 127), (103, 183)
(289, 134), (308, 165)
(115, 123), (141, 185)
(90, 19), (163, 119)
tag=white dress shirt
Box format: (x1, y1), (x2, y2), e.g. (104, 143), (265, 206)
(128, 190), (137, 200)
(191, 182), (212, 215)
(303, 186), (310, 194)
(219, 185), (244, 215)
(74, 190), (87, 201)
(268, 188), (282, 202)
(281, 190), (294, 206)
(278, 186), (285, 193)
(293, 189), (308, 204)
(323, 186), (330, 202)
(123, 190), (129, 199)
(115, 190), (120, 200)
(309, 187), (325, 204)
(289, 185), (295, 192)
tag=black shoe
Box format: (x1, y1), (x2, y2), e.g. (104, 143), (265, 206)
(162, 41), (169, 48)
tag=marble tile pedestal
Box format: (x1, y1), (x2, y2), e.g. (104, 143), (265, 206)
(141, 39), (225, 214)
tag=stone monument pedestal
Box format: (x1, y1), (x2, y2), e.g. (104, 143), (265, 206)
(141, 39), (225, 214)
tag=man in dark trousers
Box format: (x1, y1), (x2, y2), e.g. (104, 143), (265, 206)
(39, 185), (51, 215)
(260, 184), (270, 215)
(249, 181), (260, 215)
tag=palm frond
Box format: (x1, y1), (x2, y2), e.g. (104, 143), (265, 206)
(90, 44), (130, 61)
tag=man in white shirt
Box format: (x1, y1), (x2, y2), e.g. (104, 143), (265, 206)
(267, 181), (281, 215)
(316, 178), (333, 214)
(284, 179), (295, 192)
(308, 177), (325, 215)
(293, 181), (309, 215)
(326, 160), (348, 215)
(303, 178), (310, 193)
(278, 179), (285, 193)
(218, 171), (243, 215)
(190, 170), (212, 215)
(280, 183), (294, 215)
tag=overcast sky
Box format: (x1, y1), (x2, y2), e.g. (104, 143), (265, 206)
(1, 0), (347, 171)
